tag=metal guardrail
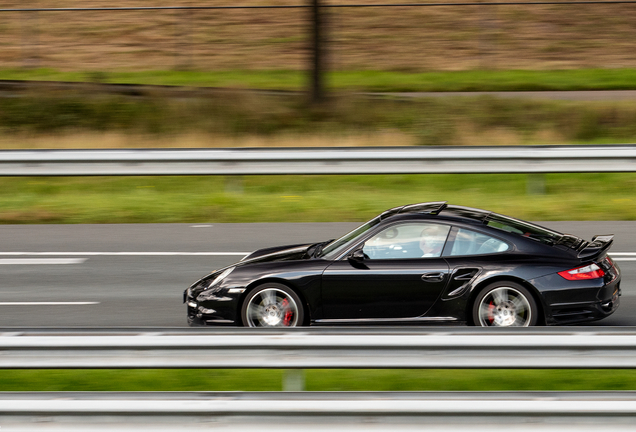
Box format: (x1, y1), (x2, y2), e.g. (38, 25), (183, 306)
(2, 329), (636, 430)
(1, 328), (636, 369)
(1, 145), (635, 176)
(1, 391), (636, 431)
(0, 391), (634, 431)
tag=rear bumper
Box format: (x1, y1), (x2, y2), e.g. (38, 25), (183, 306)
(530, 261), (621, 326)
(549, 288), (620, 325)
(547, 282), (621, 325)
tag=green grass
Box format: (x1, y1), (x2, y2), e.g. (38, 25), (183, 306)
(1, 369), (636, 391)
(0, 173), (635, 224)
(3, 68), (636, 92)
(3, 91), (636, 145)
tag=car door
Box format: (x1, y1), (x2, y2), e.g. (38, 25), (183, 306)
(441, 226), (511, 299)
(320, 222), (451, 322)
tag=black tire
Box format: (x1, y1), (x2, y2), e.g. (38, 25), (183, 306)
(472, 281), (538, 327)
(187, 316), (203, 327)
(241, 283), (305, 327)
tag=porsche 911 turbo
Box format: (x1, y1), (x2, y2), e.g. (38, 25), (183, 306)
(184, 202), (621, 327)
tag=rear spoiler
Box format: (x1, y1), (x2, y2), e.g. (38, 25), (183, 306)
(577, 234), (614, 260)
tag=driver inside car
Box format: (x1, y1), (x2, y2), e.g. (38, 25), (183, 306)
(419, 226), (447, 257)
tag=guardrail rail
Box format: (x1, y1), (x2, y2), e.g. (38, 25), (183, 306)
(1, 145), (636, 176)
(1, 327), (636, 369)
(1, 328), (636, 430)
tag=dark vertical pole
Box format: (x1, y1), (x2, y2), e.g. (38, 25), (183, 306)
(310, 0), (324, 104)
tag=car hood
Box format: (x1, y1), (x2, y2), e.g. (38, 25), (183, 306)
(240, 243), (313, 263)
(190, 243), (314, 290)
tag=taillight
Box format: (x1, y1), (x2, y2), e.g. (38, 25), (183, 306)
(558, 263), (605, 281)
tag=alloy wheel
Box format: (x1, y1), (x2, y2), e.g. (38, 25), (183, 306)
(245, 287), (300, 327)
(477, 286), (533, 327)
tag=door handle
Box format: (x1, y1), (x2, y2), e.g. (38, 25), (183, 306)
(422, 272), (445, 282)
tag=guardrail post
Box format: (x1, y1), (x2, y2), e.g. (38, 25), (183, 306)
(527, 173), (546, 195)
(283, 369), (305, 391)
(224, 176), (244, 194)
(526, 173), (545, 195)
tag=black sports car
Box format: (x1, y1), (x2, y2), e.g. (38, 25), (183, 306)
(184, 202), (621, 327)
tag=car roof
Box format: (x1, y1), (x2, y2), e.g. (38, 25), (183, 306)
(381, 202), (579, 250)
(381, 201), (491, 224)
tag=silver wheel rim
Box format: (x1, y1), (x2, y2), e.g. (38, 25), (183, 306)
(477, 287), (532, 327)
(245, 288), (300, 327)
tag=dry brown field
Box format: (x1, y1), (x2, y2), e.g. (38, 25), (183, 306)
(0, 0), (635, 72)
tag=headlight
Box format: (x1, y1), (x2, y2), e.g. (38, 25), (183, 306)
(205, 266), (235, 290)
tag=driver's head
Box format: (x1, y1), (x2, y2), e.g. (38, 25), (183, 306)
(420, 225), (447, 254)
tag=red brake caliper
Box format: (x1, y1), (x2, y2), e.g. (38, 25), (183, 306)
(282, 298), (293, 326)
(488, 301), (495, 324)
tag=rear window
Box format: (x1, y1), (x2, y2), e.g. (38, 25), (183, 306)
(486, 214), (562, 245)
(449, 228), (509, 256)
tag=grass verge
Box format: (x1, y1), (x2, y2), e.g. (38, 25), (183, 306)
(1, 369), (635, 391)
(3, 68), (636, 92)
(0, 173), (634, 224)
(2, 91), (636, 146)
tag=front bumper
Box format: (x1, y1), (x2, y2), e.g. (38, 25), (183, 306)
(184, 287), (240, 326)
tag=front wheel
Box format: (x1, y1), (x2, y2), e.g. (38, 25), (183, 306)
(472, 282), (538, 327)
(241, 283), (304, 327)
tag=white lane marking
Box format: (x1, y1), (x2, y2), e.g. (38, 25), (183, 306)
(0, 252), (249, 256)
(610, 253), (636, 262)
(0, 258), (87, 265)
(191, 225), (213, 228)
(0, 302), (99, 306)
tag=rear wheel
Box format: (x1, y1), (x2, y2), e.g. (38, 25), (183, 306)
(241, 283), (304, 327)
(472, 282), (538, 327)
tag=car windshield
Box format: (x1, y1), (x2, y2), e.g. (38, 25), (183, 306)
(319, 216), (382, 259)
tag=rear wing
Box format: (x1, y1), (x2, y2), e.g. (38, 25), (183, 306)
(577, 234), (614, 260)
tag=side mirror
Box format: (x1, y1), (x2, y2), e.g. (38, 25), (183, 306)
(348, 248), (365, 263)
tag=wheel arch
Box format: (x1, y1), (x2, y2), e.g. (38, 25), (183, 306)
(239, 278), (311, 326)
(466, 276), (546, 326)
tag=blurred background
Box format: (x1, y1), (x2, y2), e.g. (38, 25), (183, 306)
(0, 0), (634, 221)
(0, 1), (635, 395)
(2, 0), (636, 71)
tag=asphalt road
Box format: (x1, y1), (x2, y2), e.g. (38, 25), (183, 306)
(0, 222), (633, 328)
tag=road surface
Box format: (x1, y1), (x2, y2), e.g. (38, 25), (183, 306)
(0, 222), (633, 327)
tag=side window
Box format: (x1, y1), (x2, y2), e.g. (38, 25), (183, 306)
(363, 223), (450, 259)
(449, 228), (509, 256)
